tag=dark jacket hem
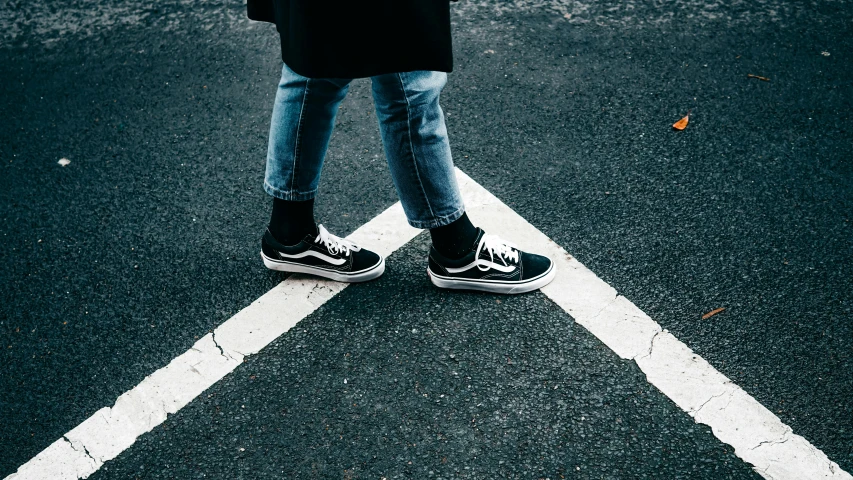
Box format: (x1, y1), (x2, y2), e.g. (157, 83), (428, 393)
(248, 0), (453, 79)
(281, 51), (453, 80)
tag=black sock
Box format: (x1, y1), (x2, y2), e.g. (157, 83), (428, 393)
(429, 212), (479, 260)
(268, 197), (317, 245)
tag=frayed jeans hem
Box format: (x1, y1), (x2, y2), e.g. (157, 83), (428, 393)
(263, 181), (317, 201)
(406, 204), (465, 230)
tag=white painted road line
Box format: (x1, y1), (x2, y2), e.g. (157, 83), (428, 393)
(5, 202), (420, 480)
(6, 169), (850, 480)
(454, 170), (851, 480)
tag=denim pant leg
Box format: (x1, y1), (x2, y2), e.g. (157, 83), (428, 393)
(264, 62), (353, 201)
(371, 71), (465, 229)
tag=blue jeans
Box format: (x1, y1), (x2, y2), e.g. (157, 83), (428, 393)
(264, 62), (465, 229)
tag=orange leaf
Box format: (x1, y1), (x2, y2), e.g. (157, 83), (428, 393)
(672, 114), (689, 130)
(701, 307), (726, 320)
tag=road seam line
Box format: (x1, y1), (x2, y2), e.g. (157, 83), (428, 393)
(6, 169), (849, 480)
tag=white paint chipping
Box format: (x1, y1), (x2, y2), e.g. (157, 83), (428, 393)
(6, 437), (96, 480)
(5, 170), (849, 480)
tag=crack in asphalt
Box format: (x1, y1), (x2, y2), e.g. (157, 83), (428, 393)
(587, 294), (619, 321)
(210, 331), (239, 362)
(63, 435), (97, 465)
(640, 329), (663, 360)
(750, 430), (793, 452)
(692, 387), (734, 416)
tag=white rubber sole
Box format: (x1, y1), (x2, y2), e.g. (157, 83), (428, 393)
(427, 262), (556, 294)
(261, 252), (385, 283)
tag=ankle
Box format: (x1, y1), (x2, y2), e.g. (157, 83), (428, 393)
(268, 197), (317, 245)
(429, 212), (479, 260)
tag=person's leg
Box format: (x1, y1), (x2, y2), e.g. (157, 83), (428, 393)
(370, 71), (462, 227)
(371, 70), (555, 294)
(260, 63), (384, 282)
(264, 62), (352, 244)
(369, 70), (478, 258)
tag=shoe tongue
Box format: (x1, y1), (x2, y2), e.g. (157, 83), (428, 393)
(472, 229), (493, 260)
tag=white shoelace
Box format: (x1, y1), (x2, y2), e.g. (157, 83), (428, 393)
(475, 234), (519, 271)
(315, 224), (361, 257)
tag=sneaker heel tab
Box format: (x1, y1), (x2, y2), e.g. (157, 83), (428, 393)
(263, 227), (276, 242)
(428, 243), (445, 259)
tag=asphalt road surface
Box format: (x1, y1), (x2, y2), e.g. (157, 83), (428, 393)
(1, 0), (851, 478)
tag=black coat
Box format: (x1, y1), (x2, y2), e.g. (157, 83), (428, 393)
(247, 0), (454, 79)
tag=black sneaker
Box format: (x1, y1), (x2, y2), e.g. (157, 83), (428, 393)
(261, 224), (385, 282)
(427, 228), (555, 294)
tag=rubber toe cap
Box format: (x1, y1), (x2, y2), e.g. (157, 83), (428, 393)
(352, 249), (382, 271)
(520, 252), (553, 280)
